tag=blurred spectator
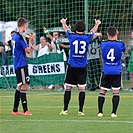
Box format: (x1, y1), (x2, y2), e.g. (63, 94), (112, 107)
(30, 36), (52, 90)
(127, 30), (133, 91)
(30, 36), (52, 57)
(25, 33), (35, 90)
(0, 42), (4, 65)
(0, 42), (4, 89)
(44, 27), (70, 91)
(87, 32), (102, 91)
(2, 31), (16, 65)
(26, 33), (35, 58)
(0, 42), (4, 53)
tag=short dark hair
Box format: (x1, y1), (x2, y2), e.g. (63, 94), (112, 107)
(75, 20), (85, 32)
(17, 17), (27, 27)
(107, 26), (117, 37)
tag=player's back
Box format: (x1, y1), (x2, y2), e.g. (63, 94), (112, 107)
(101, 40), (126, 74)
(12, 33), (28, 69)
(66, 30), (94, 68)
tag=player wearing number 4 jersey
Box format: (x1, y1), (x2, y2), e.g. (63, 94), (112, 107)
(98, 26), (126, 117)
(60, 18), (101, 116)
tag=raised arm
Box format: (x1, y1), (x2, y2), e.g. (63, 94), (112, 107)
(30, 44), (39, 51)
(25, 33), (36, 54)
(29, 33), (35, 45)
(94, 33), (102, 40)
(91, 19), (101, 33)
(59, 43), (69, 49)
(43, 27), (54, 41)
(60, 18), (69, 31)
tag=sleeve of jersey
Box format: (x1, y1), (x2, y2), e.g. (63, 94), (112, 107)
(100, 41), (103, 49)
(88, 31), (94, 39)
(20, 39), (28, 50)
(121, 42), (126, 52)
(66, 30), (71, 38)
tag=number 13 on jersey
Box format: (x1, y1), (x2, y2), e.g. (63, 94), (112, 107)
(73, 40), (86, 54)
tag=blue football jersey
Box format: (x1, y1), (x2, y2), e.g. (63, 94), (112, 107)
(12, 32), (28, 70)
(101, 40), (126, 74)
(66, 30), (94, 68)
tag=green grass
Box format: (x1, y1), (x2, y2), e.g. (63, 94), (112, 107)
(0, 89), (133, 133)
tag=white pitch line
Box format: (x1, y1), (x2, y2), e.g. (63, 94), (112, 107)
(0, 92), (63, 98)
(0, 119), (133, 124)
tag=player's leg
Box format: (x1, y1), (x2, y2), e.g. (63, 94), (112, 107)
(60, 85), (72, 115)
(60, 65), (74, 115)
(111, 90), (120, 117)
(78, 86), (85, 115)
(12, 69), (22, 115)
(20, 84), (30, 115)
(111, 74), (121, 117)
(77, 66), (87, 115)
(64, 86), (72, 111)
(12, 87), (21, 115)
(98, 73), (111, 116)
(19, 67), (32, 115)
(98, 89), (106, 116)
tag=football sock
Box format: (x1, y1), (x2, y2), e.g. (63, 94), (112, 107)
(13, 89), (20, 112)
(98, 93), (105, 113)
(112, 93), (120, 114)
(64, 90), (71, 111)
(20, 90), (28, 113)
(78, 90), (85, 112)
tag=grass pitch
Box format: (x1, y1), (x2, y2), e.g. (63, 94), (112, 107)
(0, 89), (133, 133)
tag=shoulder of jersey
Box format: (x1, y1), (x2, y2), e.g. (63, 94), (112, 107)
(101, 40), (107, 42)
(116, 40), (124, 44)
(17, 33), (23, 40)
(117, 40), (123, 42)
(85, 31), (94, 36)
(68, 31), (75, 34)
(102, 40), (123, 43)
(14, 32), (21, 37)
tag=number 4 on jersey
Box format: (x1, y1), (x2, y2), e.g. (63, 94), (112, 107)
(107, 48), (115, 61)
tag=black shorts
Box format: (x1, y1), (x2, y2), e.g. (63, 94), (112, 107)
(65, 65), (87, 87)
(99, 72), (121, 90)
(15, 66), (30, 86)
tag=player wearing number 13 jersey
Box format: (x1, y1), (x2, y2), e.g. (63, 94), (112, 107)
(98, 26), (126, 118)
(59, 18), (101, 116)
(66, 30), (94, 68)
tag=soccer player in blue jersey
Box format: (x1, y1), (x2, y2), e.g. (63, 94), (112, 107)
(11, 17), (32, 115)
(97, 26), (126, 117)
(59, 18), (101, 115)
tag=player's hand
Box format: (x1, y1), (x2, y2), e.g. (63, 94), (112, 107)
(29, 33), (35, 44)
(60, 18), (67, 24)
(95, 19), (101, 25)
(68, 24), (71, 29)
(43, 26), (47, 32)
(43, 26), (49, 34)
